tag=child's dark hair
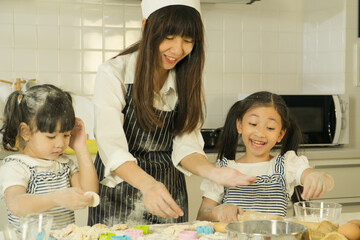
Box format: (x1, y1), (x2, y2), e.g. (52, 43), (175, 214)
(217, 91), (302, 160)
(0, 84), (75, 151)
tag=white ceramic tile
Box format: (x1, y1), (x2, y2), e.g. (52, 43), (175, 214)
(0, 48), (13, 72)
(242, 73), (261, 93)
(224, 52), (242, 73)
(242, 52), (261, 73)
(82, 73), (96, 95)
(260, 12), (279, 33)
(83, 51), (102, 72)
(14, 49), (37, 72)
(262, 53), (278, 73)
(60, 27), (81, 49)
(60, 73), (82, 94)
(223, 11), (242, 34)
(205, 94), (223, 115)
(59, 3), (81, 26)
(203, 72), (223, 94)
(13, 1), (37, 25)
(204, 51), (223, 73)
(103, 5), (124, 27)
(205, 30), (223, 52)
(261, 74), (280, 92)
(278, 74), (299, 93)
(104, 28), (124, 50)
(124, 29), (141, 48)
(222, 93), (239, 116)
(330, 30), (345, 51)
(38, 25), (59, 49)
(38, 49), (58, 72)
(83, 27), (103, 49)
(224, 26), (242, 53)
(124, 5), (142, 28)
(277, 12), (298, 33)
(37, 72), (59, 86)
(37, 2), (59, 25)
(242, 14), (262, 32)
(261, 32), (278, 52)
(242, 31), (261, 52)
(0, 24), (13, 48)
(223, 73), (242, 94)
(83, 0), (103, 4)
(278, 53), (297, 73)
(0, 1), (13, 24)
(60, 50), (81, 72)
(202, 9), (223, 31)
(83, 4), (103, 27)
(278, 32), (297, 52)
(203, 114), (224, 129)
(14, 25), (37, 48)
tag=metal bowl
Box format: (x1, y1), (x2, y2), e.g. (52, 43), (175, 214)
(226, 220), (308, 240)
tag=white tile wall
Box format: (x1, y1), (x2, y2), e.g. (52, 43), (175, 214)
(0, 0), (354, 131)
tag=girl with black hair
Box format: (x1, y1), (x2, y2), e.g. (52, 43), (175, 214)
(0, 84), (98, 230)
(197, 91), (334, 222)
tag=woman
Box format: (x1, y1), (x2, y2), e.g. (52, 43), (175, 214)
(88, 0), (255, 226)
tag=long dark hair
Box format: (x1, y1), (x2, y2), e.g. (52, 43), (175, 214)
(115, 5), (205, 135)
(0, 84), (75, 151)
(217, 91), (302, 160)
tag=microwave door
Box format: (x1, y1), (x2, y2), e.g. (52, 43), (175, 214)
(331, 95), (342, 145)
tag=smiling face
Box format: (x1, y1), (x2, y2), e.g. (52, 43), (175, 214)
(21, 121), (71, 160)
(158, 35), (194, 70)
(237, 106), (286, 161)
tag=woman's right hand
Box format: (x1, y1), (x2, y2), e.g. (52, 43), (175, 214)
(140, 180), (184, 219)
(208, 167), (257, 187)
(54, 187), (92, 210)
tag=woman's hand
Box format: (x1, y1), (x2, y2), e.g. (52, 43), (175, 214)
(301, 170), (334, 200)
(140, 180), (184, 219)
(208, 167), (257, 187)
(212, 203), (243, 222)
(69, 118), (88, 152)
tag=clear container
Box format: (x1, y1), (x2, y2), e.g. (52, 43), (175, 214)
(293, 201), (342, 223)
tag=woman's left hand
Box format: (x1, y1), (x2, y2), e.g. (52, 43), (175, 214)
(69, 118), (87, 152)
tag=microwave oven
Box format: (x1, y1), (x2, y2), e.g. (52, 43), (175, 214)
(237, 94), (349, 147)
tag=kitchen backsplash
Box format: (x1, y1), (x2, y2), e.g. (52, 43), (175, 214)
(0, 0), (349, 129)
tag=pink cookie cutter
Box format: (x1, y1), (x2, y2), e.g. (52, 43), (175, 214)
(178, 230), (197, 240)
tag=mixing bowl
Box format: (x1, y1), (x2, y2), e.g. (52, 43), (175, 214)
(293, 201), (342, 223)
(226, 220), (308, 240)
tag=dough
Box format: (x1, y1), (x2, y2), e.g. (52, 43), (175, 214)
(84, 191), (100, 207)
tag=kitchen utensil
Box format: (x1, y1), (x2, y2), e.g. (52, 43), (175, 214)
(293, 201), (342, 223)
(226, 220), (308, 240)
(19, 214), (53, 240)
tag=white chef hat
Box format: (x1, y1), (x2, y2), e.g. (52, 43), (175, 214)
(141, 0), (201, 19)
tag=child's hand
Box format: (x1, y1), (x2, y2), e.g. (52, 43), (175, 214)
(208, 167), (257, 187)
(212, 203), (243, 222)
(54, 187), (92, 210)
(301, 171), (334, 200)
(69, 118), (87, 152)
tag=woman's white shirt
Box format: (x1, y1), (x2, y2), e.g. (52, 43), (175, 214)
(93, 51), (206, 187)
(200, 151), (310, 203)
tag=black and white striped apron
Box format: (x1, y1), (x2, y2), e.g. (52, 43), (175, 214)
(221, 155), (289, 217)
(88, 85), (188, 226)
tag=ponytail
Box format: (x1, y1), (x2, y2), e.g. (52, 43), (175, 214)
(280, 113), (302, 155)
(217, 102), (242, 161)
(1, 91), (24, 151)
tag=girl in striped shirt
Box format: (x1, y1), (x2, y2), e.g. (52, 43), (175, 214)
(0, 84), (98, 230)
(197, 91), (334, 222)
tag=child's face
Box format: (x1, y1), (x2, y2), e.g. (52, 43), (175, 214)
(158, 35), (194, 70)
(237, 106), (286, 159)
(22, 121), (71, 160)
